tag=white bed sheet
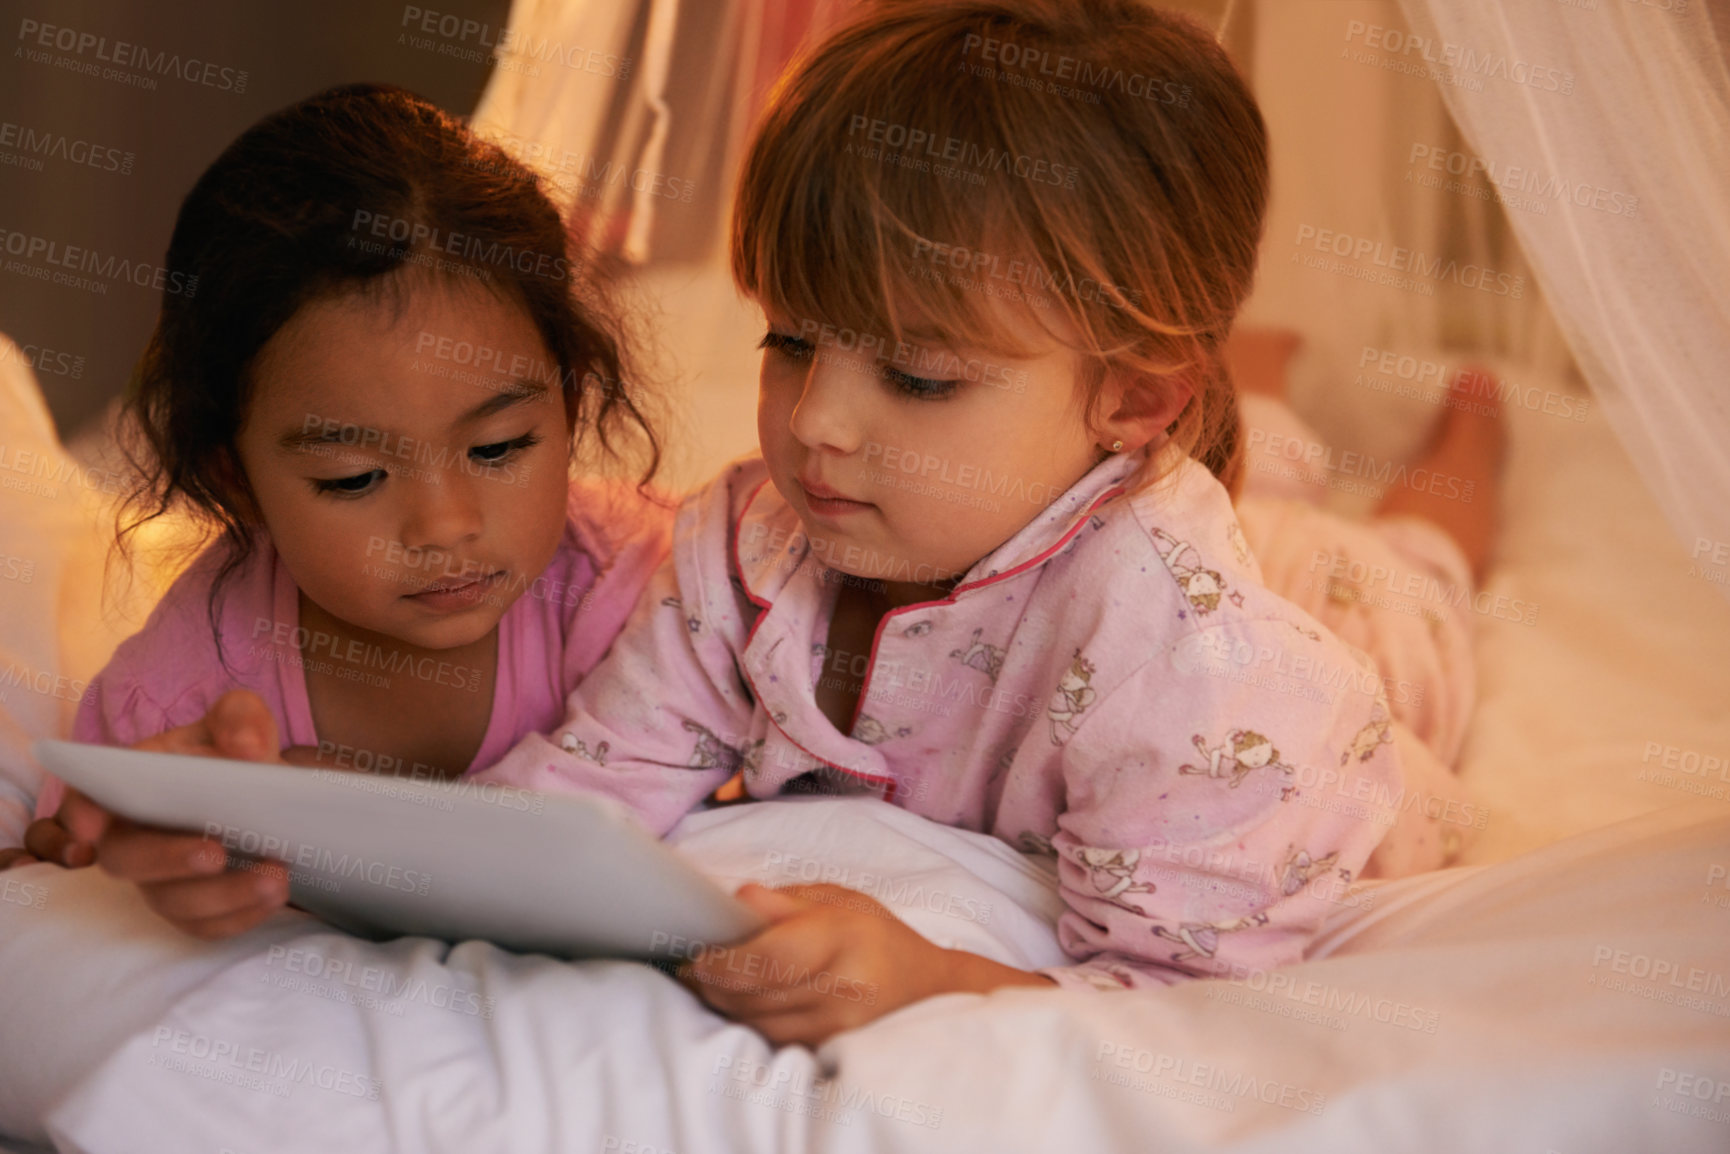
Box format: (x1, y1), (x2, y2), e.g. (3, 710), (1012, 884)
(5, 795), (1727, 1154)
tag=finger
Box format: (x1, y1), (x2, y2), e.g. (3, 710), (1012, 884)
(0, 848), (42, 871)
(139, 862), (290, 927)
(132, 716), (221, 757)
(733, 1006), (836, 1049)
(55, 788), (114, 846)
(279, 745), (333, 768)
(175, 899), (292, 942)
(96, 822), (229, 884)
(681, 964), (802, 1018)
(733, 882), (812, 921)
(24, 817), (94, 868)
(206, 689), (283, 762)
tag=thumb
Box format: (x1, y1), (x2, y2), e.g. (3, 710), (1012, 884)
(56, 787), (113, 847)
(733, 882), (810, 922)
(206, 689), (283, 763)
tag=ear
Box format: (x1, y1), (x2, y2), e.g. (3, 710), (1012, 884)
(1092, 368), (1195, 453)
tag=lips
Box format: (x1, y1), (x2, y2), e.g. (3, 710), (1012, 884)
(797, 475), (869, 505)
(405, 570), (504, 604)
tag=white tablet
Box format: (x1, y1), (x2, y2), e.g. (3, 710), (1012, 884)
(33, 739), (764, 960)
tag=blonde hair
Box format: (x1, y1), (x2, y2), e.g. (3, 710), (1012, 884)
(732, 0), (1268, 496)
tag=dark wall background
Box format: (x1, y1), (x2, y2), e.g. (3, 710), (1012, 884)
(1, 0), (512, 440)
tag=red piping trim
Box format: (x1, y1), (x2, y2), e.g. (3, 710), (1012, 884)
(728, 477), (1125, 805)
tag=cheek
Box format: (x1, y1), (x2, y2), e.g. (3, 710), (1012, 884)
(756, 374), (796, 454)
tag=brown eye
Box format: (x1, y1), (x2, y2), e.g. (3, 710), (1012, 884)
(313, 469), (384, 497)
(883, 366), (959, 400)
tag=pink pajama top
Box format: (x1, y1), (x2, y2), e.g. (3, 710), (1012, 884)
(36, 479), (672, 815)
(474, 450), (1405, 991)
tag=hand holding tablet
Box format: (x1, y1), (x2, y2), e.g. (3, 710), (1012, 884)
(33, 738), (763, 960)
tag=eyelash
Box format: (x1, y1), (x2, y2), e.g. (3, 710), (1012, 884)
(310, 433), (542, 498)
(757, 330), (960, 401)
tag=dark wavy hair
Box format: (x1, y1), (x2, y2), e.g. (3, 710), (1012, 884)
(116, 82), (661, 630)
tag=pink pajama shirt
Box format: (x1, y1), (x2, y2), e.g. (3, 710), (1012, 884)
(475, 450), (1407, 991)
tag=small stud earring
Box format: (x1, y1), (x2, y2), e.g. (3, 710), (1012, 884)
(1109, 439), (1124, 452)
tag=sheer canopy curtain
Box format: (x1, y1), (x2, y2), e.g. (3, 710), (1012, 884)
(1395, 0), (1730, 597)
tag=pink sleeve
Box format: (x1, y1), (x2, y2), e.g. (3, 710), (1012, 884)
(556, 477), (676, 686)
(1036, 617), (1401, 993)
(35, 658), (178, 820)
(36, 553), (245, 821)
(470, 472), (757, 838)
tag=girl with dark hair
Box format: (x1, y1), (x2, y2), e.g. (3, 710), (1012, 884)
(16, 84), (670, 938)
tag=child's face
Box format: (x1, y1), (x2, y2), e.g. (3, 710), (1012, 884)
(755, 302), (1105, 597)
(235, 277), (574, 651)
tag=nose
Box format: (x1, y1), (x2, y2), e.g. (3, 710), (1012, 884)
(787, 347), (872, 455)
(397, 463), (484, 553)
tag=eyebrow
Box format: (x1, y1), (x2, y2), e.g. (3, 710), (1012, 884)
(276, 381), (549, 452)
